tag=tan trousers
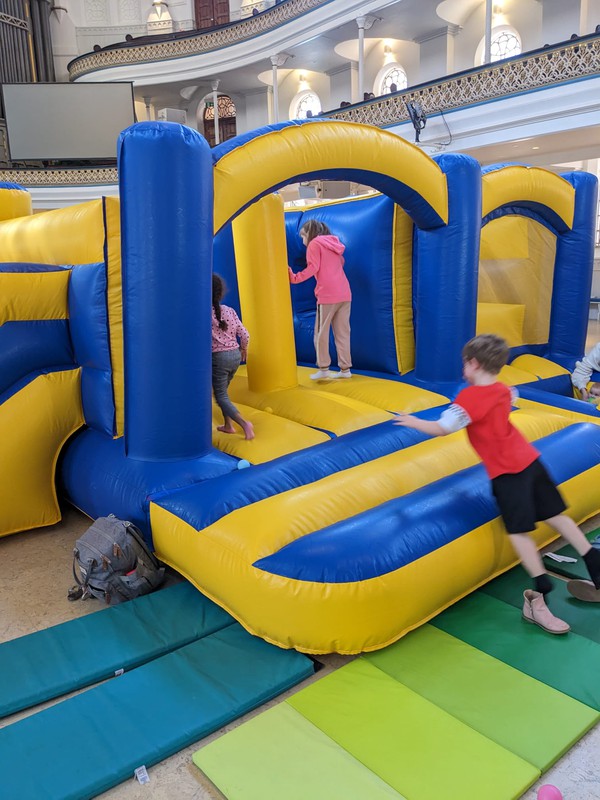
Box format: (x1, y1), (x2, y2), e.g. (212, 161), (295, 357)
(314, 301), (352, 370)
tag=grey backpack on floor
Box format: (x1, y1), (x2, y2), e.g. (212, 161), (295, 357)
(69, 514), (165, 605)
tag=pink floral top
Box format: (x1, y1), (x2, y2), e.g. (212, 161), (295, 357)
(212, 304), (249, 353)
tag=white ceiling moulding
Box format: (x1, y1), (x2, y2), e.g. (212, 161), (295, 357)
(71, 0), (400, 86)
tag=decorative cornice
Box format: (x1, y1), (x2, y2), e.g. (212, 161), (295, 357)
(0, 167), (118, 186)
(413, 25), (460, 45)
(68, 0), (331, 80)
(322, 36), (600, 128)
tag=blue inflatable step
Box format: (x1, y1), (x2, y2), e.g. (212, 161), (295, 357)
(0, 581), (234, 718)
(0, 624), (314, 800)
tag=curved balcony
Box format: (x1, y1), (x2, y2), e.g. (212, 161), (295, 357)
(68, 0), (332, 81)
(3, 32), (599, 199)
(322, 32), (600, 128)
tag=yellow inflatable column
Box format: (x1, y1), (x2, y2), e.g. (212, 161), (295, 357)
(232, 194), (298, 393)
(0, 184), (32, 221)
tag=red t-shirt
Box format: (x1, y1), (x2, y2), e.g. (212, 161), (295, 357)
(454, 383), (539, 479)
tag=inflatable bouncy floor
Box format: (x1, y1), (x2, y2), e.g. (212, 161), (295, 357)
(1, 119), (599, 653)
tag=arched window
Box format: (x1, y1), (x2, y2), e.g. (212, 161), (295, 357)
(375, 63), (408, 96)
(203, 95), (237, 147)
(289, 90), (321, 120)
(476, 25), (522, 65)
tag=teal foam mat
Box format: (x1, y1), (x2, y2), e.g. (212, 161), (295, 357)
(0, 581), (233, 718)
(0, 624), (314, 800)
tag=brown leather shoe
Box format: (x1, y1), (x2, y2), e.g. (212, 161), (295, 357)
(567, 580), (600, 602)
(522, 590), (570, 634)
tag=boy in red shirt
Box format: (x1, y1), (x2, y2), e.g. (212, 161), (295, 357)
(394, 334), (600, 634)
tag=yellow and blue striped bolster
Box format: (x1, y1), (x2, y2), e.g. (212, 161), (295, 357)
(253, 424), (600, 582)
(157, 410), (450, 529)
(518, 385), (600, 418)
(0, 264), (70, 325)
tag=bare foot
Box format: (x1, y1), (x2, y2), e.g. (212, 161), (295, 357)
(217, 425), (236, 434)
(240, 420), (255, 440)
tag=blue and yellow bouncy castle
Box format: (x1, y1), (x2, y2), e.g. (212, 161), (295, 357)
(1, 119), (599, 654)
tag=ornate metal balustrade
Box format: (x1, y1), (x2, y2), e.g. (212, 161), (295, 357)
(0, 165), (118, 186)
(68, 0), (329, 80)
(3, 33), (599, 189)
(323, 34), (600, 127)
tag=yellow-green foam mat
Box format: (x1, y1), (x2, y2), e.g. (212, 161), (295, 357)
(432, 592), (600, 710)
(480, 564), (600, 645)
(0, 625), (314, 800)
(194, 702), (406, 800)
(365, 624), (599, 771)
(541, 528), (600, 580)
(288, 658), (539, 800)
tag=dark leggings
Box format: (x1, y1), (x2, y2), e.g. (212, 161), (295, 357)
(212, 348), (241, 421)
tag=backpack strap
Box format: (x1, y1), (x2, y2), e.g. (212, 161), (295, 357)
(124, 522), (162, 570)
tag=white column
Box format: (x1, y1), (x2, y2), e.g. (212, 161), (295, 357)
(483, 0), (493, 64)
(355, 16), (377, 102)
(212, 80), (220, 145)
(356, 16), (366, 101)
(270, 53), (291, 124)
(143, 96), (152, 121)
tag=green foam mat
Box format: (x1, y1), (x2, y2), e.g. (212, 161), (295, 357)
(365, 624), (599, 771)
(481, 565), (600, 645)
(0, 625), (313, 800)
(194, 702), (406, 800)
(542, 528), (600, 580)
(432, 592), (600, 710)
(287, 658), (539, 800)
(0, 581), (234, 719)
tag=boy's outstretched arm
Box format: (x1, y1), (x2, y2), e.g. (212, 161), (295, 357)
(393, 413), (448, 437)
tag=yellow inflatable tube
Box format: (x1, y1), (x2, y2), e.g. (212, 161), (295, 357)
(151, 410), (597, 653)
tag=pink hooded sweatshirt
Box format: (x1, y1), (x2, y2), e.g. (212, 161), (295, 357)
(288, 235), (351, 304)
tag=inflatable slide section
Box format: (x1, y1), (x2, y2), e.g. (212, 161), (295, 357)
(0, 265), (84, 536)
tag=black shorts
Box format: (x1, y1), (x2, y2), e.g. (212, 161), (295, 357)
(491, 459), (567, 534)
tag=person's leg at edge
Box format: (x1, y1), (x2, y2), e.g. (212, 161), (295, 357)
(312, 304), (335, 378)
(213, 352), (254, 440)
(509, 532), (570, 634)
(331, 301), (352, 374)
(546, 514), (600, 600)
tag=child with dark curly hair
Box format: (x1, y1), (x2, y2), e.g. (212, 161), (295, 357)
(212, 274), (254, 440)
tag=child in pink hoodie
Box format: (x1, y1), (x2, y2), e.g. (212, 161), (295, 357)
(288, 219), (352, 380)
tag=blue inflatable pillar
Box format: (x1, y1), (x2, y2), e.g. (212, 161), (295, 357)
(414, 153), (481, 383)
(548, 170), (598, 364)
(118, 122), (213, 460)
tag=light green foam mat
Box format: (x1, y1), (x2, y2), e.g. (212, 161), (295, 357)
(0, 581), (234, 719)
(287, 658), (539, 800)
(481, 564), (600, 645)
(193, 702), (406, 800)
(365, 624), (599, 771)
(0, 625), (314, 800)
(432, 592), (600, 710)
(541, 528), (600, 580)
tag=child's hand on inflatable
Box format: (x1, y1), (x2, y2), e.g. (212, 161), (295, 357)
(580, 387), (589, 401)
(240, 348), (247, 363)
(393, 412), (417, 428)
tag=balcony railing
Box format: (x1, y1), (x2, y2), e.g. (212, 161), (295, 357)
(321, 33), (600, 127)
(68, 0), (328, 80)
(2, 33), (599, 188)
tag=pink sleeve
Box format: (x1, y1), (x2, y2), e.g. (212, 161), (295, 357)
(289, 241), (320, 284)
(234, 314), (249, 349)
